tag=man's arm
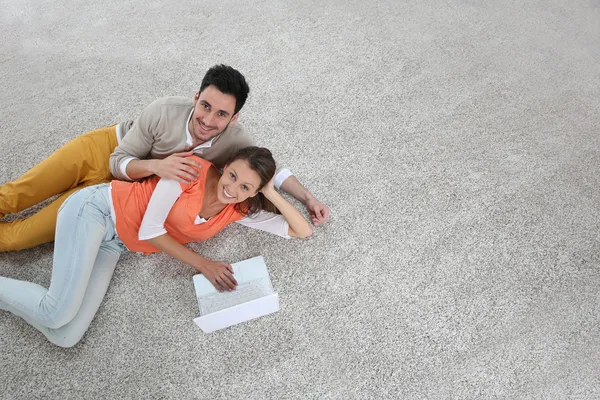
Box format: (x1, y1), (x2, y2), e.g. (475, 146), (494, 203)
(276, 171), (330, 226)
(125, 152), (200, 183)
(109, 99), (162, 181)
(109, 98), (200, 182)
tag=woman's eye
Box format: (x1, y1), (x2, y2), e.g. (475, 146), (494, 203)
(229, 172), (235, 180)
(242, 185), (249, 191)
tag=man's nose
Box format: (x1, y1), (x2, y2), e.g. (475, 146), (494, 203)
(204, 113), (216, 127)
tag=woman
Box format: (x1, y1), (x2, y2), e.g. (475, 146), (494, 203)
(0, 147), (311, 348)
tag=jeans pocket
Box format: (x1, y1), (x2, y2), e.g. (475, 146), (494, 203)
(76, 190), (100, 218)
(58, 187), (94, 216)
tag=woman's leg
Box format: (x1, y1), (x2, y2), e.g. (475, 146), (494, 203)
(7, 240), (123, 348)
(0, 126), (118, 251)
(0, 184), (124, 347)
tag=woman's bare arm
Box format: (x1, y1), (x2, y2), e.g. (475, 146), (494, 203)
(261, 181), (313, 238)
(146, 234), (237, 291)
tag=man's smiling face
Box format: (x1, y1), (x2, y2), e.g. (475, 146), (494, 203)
(188, 85), (239, 145)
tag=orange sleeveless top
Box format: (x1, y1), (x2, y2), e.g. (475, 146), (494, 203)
(110, 157), (246, 253)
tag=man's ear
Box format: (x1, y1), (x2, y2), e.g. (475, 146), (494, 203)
(230, 112), (239, 124)
(193, 92), (200, 103)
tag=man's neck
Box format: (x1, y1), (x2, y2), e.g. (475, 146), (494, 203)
(191, 137), (208, 148)
(188, 119), (230, 149)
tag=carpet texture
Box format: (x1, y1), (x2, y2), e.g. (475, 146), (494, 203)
(1, 0), (599, 398)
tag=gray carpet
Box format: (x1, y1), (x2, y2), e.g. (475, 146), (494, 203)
(1, 0), (599, 398)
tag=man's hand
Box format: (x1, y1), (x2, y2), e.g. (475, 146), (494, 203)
(152, 151), (202, 183)
(200, 260), (238, 292)
(277, 174), (329, 227)
(305, 197), (330, 226)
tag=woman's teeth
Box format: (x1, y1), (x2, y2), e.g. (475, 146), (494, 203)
(223, 188), (234, 199)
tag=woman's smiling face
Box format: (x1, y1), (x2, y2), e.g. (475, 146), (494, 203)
(217, 159), (262, 204)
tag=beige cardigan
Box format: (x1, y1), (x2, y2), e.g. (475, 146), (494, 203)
(109, 96), (254, 181)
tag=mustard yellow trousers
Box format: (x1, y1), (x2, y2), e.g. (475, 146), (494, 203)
(0, 126), (119, 251)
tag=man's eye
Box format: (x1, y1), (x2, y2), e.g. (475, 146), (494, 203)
(203, 104), (210, 110)
(218, 112), (226, 117)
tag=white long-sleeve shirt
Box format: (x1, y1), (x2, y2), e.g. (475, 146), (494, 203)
(127, 178), (292, 241)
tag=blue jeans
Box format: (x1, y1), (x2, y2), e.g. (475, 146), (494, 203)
(0, 184), (125, 347)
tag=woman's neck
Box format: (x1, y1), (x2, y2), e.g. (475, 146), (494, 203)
(200, 167), (227, 218)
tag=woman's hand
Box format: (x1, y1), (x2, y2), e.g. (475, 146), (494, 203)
(145, 234), (238, 290)
(200, 260), (238, 292)
(260, 177), (276, 195)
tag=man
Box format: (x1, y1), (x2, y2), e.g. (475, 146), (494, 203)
(0, 64), (329, 252)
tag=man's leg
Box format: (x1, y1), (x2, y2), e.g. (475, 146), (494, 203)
(0, 185), (84, 251)
(0, 125), (118, 215)
(0, 126), (118, 251)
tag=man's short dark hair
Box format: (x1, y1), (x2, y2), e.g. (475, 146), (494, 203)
(199, 64), (249, 114)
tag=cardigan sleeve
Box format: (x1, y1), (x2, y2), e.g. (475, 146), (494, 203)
(109, 98), (163, 181)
